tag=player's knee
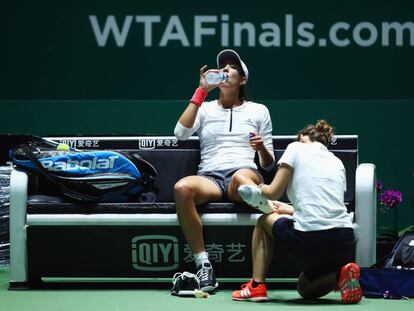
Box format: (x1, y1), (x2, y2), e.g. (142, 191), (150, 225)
(174, 181), (195, 200)
(230, 171), (248, 188)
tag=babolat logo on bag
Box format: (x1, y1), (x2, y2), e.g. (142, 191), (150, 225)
(40, 154), (120, 171)
(9, 136), (157, 203)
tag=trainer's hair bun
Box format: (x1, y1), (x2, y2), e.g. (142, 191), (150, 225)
(297, 119), (335, 146)
(315, 119), (334, 145)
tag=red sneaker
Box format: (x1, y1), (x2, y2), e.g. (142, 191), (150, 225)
(232, 279), (268, 302)
(337, 263), (362, 304)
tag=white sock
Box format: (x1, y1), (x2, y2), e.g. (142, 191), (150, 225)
(193, 251), (209, 268)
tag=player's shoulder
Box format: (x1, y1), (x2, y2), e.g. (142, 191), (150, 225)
(244, 101), (269, 113)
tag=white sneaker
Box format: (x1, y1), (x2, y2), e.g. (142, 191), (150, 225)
(238, 185), (275, 214)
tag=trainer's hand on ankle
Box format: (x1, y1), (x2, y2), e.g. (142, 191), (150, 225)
(272, 201), (294, 215)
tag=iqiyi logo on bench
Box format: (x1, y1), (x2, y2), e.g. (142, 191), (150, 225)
(131, 235), (179, 271)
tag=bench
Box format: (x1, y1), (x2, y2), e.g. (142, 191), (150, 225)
(8, 135), (376, 289)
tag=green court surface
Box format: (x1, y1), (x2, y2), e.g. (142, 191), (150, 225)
(0, 267), (411, 311)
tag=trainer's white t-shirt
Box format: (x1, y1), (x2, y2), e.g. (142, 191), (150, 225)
(174, 100), (274, 174)
(278, 141), (353, 231)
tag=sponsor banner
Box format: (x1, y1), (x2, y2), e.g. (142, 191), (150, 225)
(50, 135), (356, 150)
(28, 225), (301, 278)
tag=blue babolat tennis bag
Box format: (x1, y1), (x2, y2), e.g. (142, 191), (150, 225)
(9, 137), (157, 203)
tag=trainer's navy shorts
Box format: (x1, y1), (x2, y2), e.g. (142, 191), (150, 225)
(198, 168), (263, 201)
(272, 217), (355, 281)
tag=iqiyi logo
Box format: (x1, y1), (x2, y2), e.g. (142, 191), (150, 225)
(131, 235), (179, 271)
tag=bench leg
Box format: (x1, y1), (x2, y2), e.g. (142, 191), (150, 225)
(9, 168), (29, 287)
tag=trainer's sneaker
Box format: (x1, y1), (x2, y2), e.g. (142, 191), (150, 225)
(238, 185), (275, 214)
(171, 271), (200, 296)
(232, 279), (268, 302)
(337, 262), (362, 304)
(196, 262), (218, 293)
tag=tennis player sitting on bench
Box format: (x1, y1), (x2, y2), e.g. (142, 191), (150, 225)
(174, 49), (275, 293)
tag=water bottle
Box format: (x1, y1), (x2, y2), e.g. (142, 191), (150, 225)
(205, 72), (228, 85)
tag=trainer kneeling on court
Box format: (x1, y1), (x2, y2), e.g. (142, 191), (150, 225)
(233, 119), (362, 304)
